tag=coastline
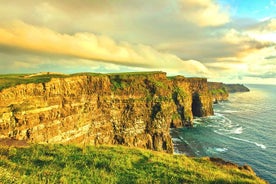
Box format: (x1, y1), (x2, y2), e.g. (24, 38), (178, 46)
(170, 128), (269, 183)
(171, 128), (196, 157)
(170, 85), (276, 183)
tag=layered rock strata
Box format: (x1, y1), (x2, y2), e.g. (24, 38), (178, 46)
(208, 82), (229, 102)
(224, 84), (250, 93)
(208, 82), (250, 103)
(0, 72), (213, 153)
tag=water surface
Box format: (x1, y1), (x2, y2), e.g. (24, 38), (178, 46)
(172, 84), (276, 183)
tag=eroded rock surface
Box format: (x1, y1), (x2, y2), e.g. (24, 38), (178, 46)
(0, 72), (214, 153)
(208, 82), (250, 103)
(208, 82), (229, 102)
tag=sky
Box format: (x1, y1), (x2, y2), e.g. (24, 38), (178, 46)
(0, 0), (275, 84)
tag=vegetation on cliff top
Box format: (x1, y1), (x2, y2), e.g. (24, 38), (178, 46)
(108, 71), (168, 92)
(208, 82), (250, 95)
(0, 144), (266, 184)
(0, 73), (66, 91)
(225, 84), (250, 93)
(209, 88), (228, 96)
(0, 71), (164, 91)
(108, 71), (164, 76)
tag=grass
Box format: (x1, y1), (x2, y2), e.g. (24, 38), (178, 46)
(0, 74), (49, 91)
(0, 71), (176, 93)
(0, 71), (166, 92)
(0, 144), (266, 184)
(173, 87), (188, 98)
(209, 88), (228, 95)
(108, 71), (167, 92)
(0, 73), (66, 91)
(109, 75), (129, 91)
(0, 73), (104, 91)
(107, 71), (164, 76)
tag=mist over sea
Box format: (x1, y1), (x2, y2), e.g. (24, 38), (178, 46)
(172, 84), (276, 183)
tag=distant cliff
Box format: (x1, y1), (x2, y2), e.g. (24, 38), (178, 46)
(208, 82), (249, 102)
(0, 72), (213, 153)
(208, 82), (228, 102)
(224, 84), (250, 93)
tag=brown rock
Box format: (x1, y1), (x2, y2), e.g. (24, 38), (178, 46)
(0, 72), (214, 153)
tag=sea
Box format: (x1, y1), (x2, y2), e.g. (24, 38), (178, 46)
(171, 84), (276, 183)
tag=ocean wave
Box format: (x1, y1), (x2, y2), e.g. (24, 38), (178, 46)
(214, 112), (224, 117)
(214, 130), (226, 136)
(228, 136), (266, 149)
(229, 127), (243, 134)
(216, 127), (243, 135)
(214, 126), (243, 135)
(193, 118), (203, 125)
(215, 110), (239, 113)
(172, 138), (182, 143)
(206, 147), (228, 153)
(214, 130), (266, 149)
(215, 125), (242, 134)
(207, 112), (243, 135)
(215, 147), (228, 152)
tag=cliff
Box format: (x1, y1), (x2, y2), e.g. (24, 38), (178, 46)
(208, 82), (229, 102)
(208, 82), (250, 102)
(0, 72), (213, 153)
(224, 84), (250, 93)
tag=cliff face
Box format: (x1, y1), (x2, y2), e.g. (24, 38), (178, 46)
(224, 84), (250, 93)
(208, 82), (229, 102)
(208, 82), (250, 103)
(0, 72), (213, 153)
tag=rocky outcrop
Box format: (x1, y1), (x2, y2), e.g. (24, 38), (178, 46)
(224, 84), (250, 93)
(208, 82), (229, 103)
(172, 76), (213, 127)
(208, 82), (250, 103)
(0, 72), (214, 153)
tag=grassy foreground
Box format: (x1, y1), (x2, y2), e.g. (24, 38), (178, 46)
(0, 144), (266, 184)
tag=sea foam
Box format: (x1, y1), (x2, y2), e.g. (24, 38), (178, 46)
(215, 147), (228, 152)
(228, 136), (266, 149)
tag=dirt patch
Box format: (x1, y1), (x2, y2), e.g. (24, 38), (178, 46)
(209, 157), (238, 167)
(0, 138), (29, 147)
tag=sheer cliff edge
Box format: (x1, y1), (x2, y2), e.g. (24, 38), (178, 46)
(0, 72), (215, 153)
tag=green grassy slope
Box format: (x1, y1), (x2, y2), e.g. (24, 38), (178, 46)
(0, 144), (266, 184)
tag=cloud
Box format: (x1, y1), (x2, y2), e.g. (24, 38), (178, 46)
(178, 0), (230, 26)
(207, 45), (276, 83)
(0, 1), (274, 84)
(265, 55), (276, 60)
(220, 28), (274, 58)
(267, 18), (276, 30)
(156, 26), (273, 63)
(246, 72), (276, 79)
(244, 18), (276, 43)
(0, 21), (209, 76)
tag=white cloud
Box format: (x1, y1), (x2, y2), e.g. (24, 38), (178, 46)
(179, 0), (230, 26)
(247, 18), (276, 43)
(0, 1), (274, 84)
(221, 29), (250, 44)
(0, 21), (209, 76)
